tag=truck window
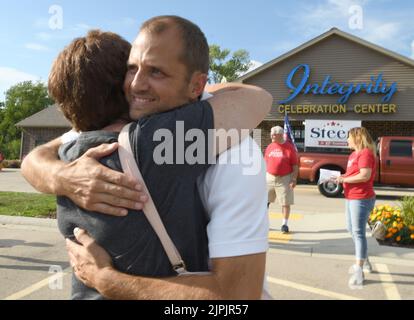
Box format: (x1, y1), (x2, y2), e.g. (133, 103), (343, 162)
(389, 140), (413, 157)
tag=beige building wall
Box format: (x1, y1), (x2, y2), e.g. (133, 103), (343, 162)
(243, 34), (414, 122)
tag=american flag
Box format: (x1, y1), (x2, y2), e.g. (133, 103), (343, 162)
(284, 112), (298, 151)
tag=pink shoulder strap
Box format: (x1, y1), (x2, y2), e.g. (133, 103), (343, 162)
(118, 123), (187, 274)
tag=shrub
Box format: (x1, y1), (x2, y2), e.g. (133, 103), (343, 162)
(400, 196), (414, 227)
(369, 203), (414, 246)
(2, 159), (21, 168)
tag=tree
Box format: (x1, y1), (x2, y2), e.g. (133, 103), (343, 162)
(209, 44), (252, 83)
(0, 81), (54, 159)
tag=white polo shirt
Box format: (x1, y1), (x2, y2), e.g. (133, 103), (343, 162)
(197, 136), (269, 258)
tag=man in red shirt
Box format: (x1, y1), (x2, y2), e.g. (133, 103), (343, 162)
(264, 126), (298, 233)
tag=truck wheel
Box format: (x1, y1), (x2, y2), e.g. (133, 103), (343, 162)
(318, 181), (343, 198)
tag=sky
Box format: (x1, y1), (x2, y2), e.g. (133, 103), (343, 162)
(1, 0), (414, 102)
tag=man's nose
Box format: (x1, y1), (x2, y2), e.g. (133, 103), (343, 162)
(130, 70), (149, 92)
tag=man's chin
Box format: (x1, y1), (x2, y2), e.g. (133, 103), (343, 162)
(129, 106), (161, 120)
(129, 110), (145, 121)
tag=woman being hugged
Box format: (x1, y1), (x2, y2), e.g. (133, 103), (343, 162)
(336, 127), (376, 289)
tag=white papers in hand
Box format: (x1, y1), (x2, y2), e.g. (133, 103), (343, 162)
(318, 169), (341, 185)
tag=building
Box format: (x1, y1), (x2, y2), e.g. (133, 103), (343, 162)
(16, 105), (71, 159)
(16, 28), (414, 158)
(237, 28), (414, 152)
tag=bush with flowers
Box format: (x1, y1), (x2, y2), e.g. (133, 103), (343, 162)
(368, 196), (414, 248)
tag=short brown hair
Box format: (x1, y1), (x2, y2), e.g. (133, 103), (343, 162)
(140, 15), (209, 77)
(49, 30), (131, 131)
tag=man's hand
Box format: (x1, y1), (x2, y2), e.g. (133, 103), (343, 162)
(290, 166), (299, 190)
(66, 228), (113, 290)
(58, 143), (148, 216)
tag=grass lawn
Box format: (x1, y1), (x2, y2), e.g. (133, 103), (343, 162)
(0, 192), (56, 218)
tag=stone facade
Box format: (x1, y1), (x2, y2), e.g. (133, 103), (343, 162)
(20, 127), (69, 159)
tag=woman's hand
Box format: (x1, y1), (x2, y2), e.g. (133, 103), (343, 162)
(66, 228), (113, 291)
(334, 176), (345, 184)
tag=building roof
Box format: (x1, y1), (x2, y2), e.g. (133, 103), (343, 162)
(237, 27), (414, 82)
(16, 105), (71, 128)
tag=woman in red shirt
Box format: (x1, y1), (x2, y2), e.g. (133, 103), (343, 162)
(335, 127), (376, 289)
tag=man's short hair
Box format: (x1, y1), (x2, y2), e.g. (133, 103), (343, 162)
(271, 126), (284, 135)
(48, 30), (131, 131)
(140, 15), (209, 78)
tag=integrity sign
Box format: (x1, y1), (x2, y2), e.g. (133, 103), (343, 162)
(279, 64), (398, 104)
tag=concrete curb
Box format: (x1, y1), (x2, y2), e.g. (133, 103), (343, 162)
(0, 215), (57, 228)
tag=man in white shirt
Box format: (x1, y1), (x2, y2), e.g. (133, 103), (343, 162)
(22, 15), (270, 299)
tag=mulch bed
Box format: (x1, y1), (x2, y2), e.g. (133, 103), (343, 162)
(375, 239), (414, 249)
(368, 222), (414, 249)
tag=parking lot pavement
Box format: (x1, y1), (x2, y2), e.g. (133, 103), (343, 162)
(265, 251), (414, 300)
(267, 206), (414, 300)
(1, 173), (413, 300)
(0, 223), (71, 300)
(0, 169), (39, 193)
(1, 213), (413, 300)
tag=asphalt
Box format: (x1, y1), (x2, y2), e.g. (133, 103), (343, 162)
(1, 169), (414, 300)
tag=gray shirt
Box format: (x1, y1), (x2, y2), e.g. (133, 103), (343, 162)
(57, 100), (214, 299)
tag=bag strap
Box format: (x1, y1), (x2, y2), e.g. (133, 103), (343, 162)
(117, 123), (187, 274)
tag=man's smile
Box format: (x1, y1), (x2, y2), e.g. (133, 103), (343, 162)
(130, 95), (157, 107)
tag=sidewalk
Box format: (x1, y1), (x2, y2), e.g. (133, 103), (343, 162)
(1, 176), (413, 299)
(1, 212), (413, 300)
(266, 207), (414, 300)
(0, 169), (39, 193)
(268, 207), (414, 267)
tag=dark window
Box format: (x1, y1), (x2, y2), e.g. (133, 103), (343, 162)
(389, 140), (413, 157)
(291, 127), (305, 151)
(35, 140), (48, 147)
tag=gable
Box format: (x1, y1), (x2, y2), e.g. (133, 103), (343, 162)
(242, 34), (414, 122)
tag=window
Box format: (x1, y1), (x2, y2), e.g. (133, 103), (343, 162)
(389, 140), (413, 157)
(291, 127), (305, 151)
(35, 139), (48, 147)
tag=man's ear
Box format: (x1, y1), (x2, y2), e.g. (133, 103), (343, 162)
(189, 72), (208, 99)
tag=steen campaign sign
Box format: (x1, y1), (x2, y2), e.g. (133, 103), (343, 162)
(305, 120), (361, 148)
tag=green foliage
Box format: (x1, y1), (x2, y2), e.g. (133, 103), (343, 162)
(0, 81), (53, 158)
(5, 140), (21, 159)
(0, 192), (56, 218)
(209, 44), (252, 83)
(1, 159), (21, 168)
(400, 196), (414, 226)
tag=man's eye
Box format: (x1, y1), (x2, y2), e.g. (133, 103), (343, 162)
(152, 68), (163, 76)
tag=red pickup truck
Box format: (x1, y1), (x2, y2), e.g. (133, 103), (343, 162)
(298, 136), (414, 197)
